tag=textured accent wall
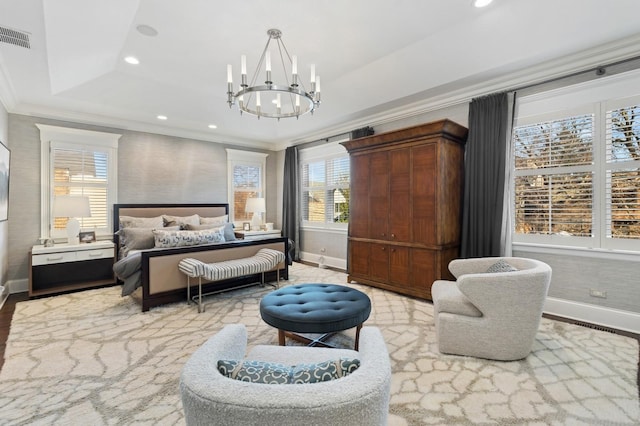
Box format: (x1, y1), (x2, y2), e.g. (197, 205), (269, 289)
(6, 114), (276, 282)
(513, 249), (640, 314)
(117, 132), (228, 203)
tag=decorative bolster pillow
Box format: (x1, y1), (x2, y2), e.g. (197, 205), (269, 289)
(153, 227), (225, 248)
(184, 222), (236, 241)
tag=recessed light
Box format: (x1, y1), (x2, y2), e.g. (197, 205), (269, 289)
(473, 0), (493, 7)
(124, 56), (140, 65)
(136, 24), (158, 37)
(157, 115), (168, 120)
(208, 124), (218, 129)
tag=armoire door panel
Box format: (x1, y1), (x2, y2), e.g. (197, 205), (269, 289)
(389, 246), (410, 285)
(349, 240), (370, 277)
(369, 244), (389, 282)
(412, 144), (437, 245)
(370, 151), (389, 240)
(411, 249), (437, 297)
(349, 155), (370, 238)
(389, 149), (411, 242)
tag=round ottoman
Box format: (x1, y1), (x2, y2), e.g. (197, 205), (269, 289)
(260, 283), (372, 350)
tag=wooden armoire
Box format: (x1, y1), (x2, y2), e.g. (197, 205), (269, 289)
(340, 119), (468, 300)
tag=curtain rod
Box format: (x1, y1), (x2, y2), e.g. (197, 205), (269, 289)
(510, 55), (640, 97)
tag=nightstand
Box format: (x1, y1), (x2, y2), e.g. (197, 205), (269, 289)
(29, 240), (116, 297)
(234, 229), (282, 240)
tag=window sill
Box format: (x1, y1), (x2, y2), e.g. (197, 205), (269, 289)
(512, 242), (640, 261)
(300, 225), (348, 235)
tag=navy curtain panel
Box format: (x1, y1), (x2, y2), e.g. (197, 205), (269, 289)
(282, 146), (300, 262)
(460, 92), (509, 258)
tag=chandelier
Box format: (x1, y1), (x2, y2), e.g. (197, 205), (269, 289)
(226, 29), (321, 119)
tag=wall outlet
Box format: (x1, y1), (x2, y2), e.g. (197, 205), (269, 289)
(589, 289), (607, 299)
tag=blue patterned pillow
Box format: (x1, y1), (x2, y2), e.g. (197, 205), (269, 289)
(486, 259), (518, 273)
(217, 358), (360, 384)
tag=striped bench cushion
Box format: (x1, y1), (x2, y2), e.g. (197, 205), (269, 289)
(178, 248), (285, 281)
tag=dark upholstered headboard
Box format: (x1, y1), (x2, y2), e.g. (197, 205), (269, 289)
(113, 203), (229, 245)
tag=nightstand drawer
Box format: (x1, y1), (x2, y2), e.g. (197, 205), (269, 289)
(32, 252), (77, 266)
(76, 248), (113, 261)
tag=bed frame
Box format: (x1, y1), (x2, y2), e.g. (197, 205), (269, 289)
(114, 203), (288, 312)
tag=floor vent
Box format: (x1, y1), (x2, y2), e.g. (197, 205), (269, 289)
(0, 26), (31, 49)
(573, 321), (617, 334)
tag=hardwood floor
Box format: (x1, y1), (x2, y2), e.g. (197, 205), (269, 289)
(0, 292), (29, 371)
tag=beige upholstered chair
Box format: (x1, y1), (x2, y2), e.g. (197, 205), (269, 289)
(180, 324), (391, 426)
(432, 257), (552, 361)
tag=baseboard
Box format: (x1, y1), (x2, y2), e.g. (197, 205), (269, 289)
(6, 278), (28, 295)
(544, 297), (640, 335)
(299, 252), (346, 271)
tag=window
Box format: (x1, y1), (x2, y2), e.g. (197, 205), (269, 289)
(300, 141), (350, 229)
(513, 71), (640, 251)
(38, 125), (120, 240)
(226, 149), (268, 223)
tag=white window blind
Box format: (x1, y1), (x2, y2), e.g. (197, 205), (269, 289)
(513, 71), (640, 251)
(514, 115), (595, 237)
(226, 149), (268, 223)
(300, 141), (349, 228)
(52, 144), (110, 232)
(605, 103), (640, 240)
(38, 124), (120, 241)
(232, 163), (262, 221)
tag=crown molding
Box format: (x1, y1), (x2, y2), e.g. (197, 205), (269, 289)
(283, 34), (640, 149)
(8, 102), (279, 151)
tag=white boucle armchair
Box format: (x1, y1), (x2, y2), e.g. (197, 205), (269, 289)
(179, 323), (391, 426)
(432, 257), (552, 361)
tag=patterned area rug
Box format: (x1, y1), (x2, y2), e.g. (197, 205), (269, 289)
(0, 263), (638, 425)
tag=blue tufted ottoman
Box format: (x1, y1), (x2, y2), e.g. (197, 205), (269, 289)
(259, 283), (372, 350)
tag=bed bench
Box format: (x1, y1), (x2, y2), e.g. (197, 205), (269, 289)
(179, 248), (285, 312)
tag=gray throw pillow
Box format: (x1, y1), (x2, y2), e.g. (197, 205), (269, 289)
(486, 259), (518, 273)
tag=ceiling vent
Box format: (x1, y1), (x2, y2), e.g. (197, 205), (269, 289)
(0, 26), (31, 49)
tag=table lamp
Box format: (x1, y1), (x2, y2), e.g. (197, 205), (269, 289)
(245, 197), (265, 231)
(53, 195), (91, 245)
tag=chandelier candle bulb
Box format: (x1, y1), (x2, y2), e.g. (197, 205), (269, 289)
(227, 64), (233, 83)
(265, 51), (271, 72)
(310, 64), (316, 83)
(241, 55), (247, 75)
(292, 55), (297, 75)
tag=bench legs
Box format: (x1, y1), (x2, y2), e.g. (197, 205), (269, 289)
(187, 270), (281, 313)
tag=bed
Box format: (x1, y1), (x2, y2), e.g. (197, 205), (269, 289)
(113, 203), (288, 312)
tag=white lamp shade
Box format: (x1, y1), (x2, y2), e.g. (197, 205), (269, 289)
(245, 197), (265, 213)
(53, 196), (91, 244)
(246, 197), (265, 230)
(53, 195), (91, 218)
